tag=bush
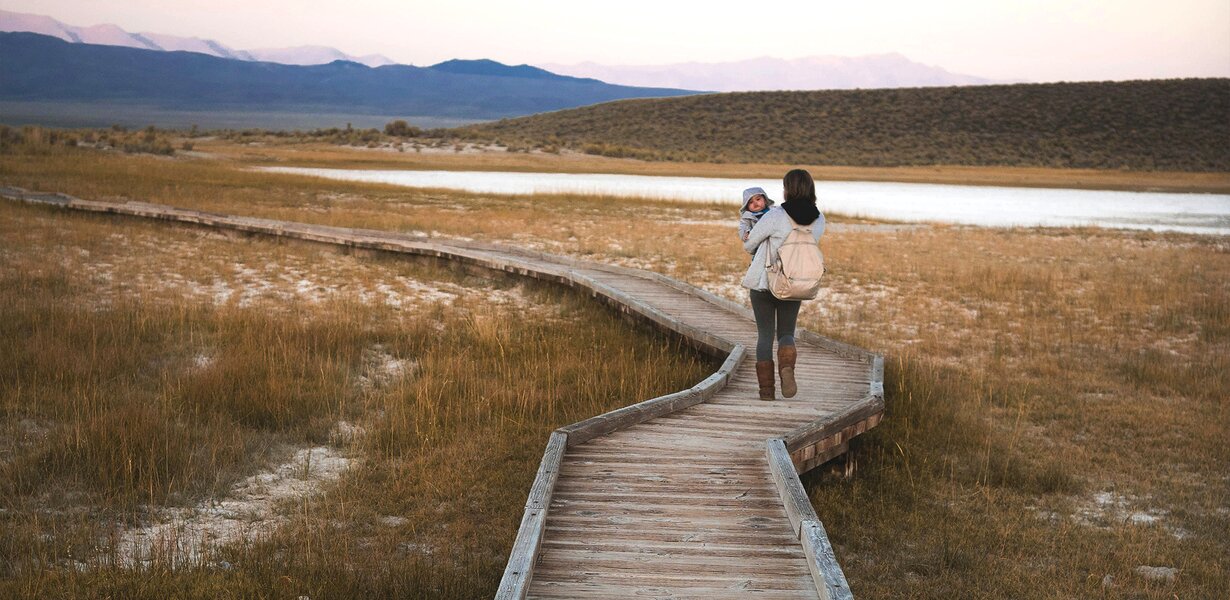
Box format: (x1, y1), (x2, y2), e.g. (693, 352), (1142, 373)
(383, 120), (422, 138)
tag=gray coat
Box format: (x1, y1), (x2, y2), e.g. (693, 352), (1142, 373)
(741, 206), (825, 291)
(738, 211), (766, 244)
(737, 194), (775, 243)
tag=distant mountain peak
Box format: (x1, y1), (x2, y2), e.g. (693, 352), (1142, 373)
(0, 9), (400, 68)
(323, 59), (369, 68)
(0, 31), (697, 127)
(429, 58), (563, 80)
(542, 54), (999, 92)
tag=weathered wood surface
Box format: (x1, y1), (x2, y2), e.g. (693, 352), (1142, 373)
(499, 432), (569, 598)
(1, 189), (885, 599)
(802, 521), (855, 600)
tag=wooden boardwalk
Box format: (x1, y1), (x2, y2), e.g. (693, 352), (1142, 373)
(2, 188), (884, 599)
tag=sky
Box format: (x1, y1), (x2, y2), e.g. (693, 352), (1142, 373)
(3, 0), (1228, 81)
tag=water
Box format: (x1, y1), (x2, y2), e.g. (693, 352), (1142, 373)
(260, 167), (1230, 235)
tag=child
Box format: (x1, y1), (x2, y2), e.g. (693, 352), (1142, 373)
(738, 186), (775, 243)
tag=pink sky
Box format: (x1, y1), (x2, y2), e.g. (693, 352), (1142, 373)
(3, 0), (1228, 81)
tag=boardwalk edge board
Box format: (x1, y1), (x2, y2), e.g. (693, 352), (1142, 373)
(2, 189), (884, 599)
(498, 431), (567, 599)
(558, 344), (747, 446)
(767, 439), (855, 600)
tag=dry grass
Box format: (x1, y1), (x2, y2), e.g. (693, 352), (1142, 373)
(2, 144), (1227, 597)
(0, 201), (713, 597)
(799, 225), (1229, 598)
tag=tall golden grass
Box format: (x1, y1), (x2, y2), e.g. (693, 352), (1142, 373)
(800, 226), (1229, 598)
(0, 201), (713, 597)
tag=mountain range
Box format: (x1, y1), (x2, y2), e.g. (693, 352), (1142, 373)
(2, 9), (1000, 91)
(0, 9), (396, 67)
(543, 54), (998, 92)
(0, 32), (694, 123)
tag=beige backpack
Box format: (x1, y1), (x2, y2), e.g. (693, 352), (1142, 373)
(766, 217), (825, 300)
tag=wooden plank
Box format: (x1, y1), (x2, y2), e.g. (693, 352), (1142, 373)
(540, 538), (806, 556)
(528, 568), (816, 585)
(529, 578), (818, 597)
(563, 448), (756, 463)
(547, 503), (791, 519)
(801, 520), (854, 600)
(531, 555), (814, 577)
(631, 421), (793, 439)
(525, 432), (568, 511)
(579, 435), (761, 453)
(561, 449), (768, 465)
(707, 391), (863, 405)
(556, 460), (771, 473)
(541, 525), (802, 546)
(553, 482), (766, 499)
(530, 585), (817, 599)
(497, 432), (568, 599)
(551, 467), (774, 484)
(683, 403), (832, 418)
(531, 558), (815, 579)
(781, 394), (886, 454)
(549, 491), (784, 506)
(765, 438), (818, 537)
(653, 413), (816, 430)
(496, 507), (548, 600)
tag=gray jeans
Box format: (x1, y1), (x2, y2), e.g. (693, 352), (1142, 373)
(749, 289), (800, 361)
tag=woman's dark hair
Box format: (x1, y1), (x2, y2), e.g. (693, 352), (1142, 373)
(783, 169), (816, 203)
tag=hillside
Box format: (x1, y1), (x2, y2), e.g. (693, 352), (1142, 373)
(0, 32), (695, 122)
(458, 79), (1230, 171)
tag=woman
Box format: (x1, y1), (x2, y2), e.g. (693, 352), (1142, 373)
(741, 169), (825, 400)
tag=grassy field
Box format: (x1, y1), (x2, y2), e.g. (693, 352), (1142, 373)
(1, 143), (1227, 598)
(0, 199), (714, 597)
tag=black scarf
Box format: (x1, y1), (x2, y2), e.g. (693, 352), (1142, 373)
(781, 199), (820, 225)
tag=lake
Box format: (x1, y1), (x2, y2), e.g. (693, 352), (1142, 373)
(260, 167), (1230, 236)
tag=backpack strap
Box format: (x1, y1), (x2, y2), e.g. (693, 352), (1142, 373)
(763, 212), (814, 270)
(784, 212), (813, 233)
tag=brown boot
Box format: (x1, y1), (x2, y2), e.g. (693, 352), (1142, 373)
(756, 360), (775, 401)
(778, 345), (798, 398)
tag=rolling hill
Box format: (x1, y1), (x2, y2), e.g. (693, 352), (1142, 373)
(457, 79), (1230, 171)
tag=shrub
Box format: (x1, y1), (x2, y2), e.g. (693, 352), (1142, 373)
(383, 120), (422, 138)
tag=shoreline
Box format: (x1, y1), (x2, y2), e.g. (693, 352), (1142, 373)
(203, 140), (1230, 195)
